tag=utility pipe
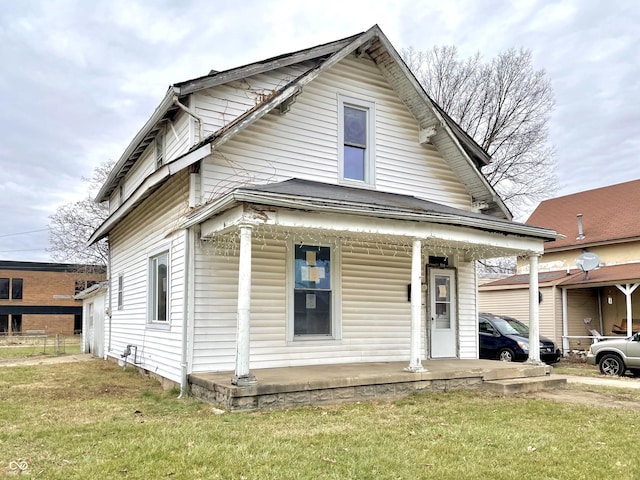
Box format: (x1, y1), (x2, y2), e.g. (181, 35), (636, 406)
(173, 96), (204, 142)
(179, 227), (192, 398)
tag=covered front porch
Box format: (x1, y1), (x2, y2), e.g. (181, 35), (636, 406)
(180, 179), (560, 398)
(189, 359), (552, 411)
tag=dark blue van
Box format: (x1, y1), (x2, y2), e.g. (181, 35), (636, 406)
(479, 313), (561, 364)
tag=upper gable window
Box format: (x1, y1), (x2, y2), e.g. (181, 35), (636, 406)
(338, 95), (376, 186)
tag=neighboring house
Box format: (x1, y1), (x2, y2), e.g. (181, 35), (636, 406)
(480, 179), (640, 352)
(89, 25), (557, 391)
(75, 282), (108, 357)
(0, 261), (105, 336)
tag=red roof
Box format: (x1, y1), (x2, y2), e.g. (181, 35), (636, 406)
(527, 179), (640, 251)
(558, 262), (640, 287)
(480, 263), (640, 290)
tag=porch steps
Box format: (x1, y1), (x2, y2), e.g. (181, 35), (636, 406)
(481, 364), (551, 381)
(483, 375), (567, 395)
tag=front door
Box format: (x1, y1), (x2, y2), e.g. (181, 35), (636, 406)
(429, 268), (457, 358)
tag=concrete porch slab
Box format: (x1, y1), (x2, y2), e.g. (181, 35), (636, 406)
(189, 360), (552, 411)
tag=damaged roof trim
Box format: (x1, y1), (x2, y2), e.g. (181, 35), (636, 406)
(182, 187), (559, 242)
(89, 142), (212, 244)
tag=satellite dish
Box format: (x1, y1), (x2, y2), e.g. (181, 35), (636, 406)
(576, 252), (599, 279)
(576, 252), (600, 271)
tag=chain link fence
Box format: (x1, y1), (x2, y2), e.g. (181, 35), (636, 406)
(0, 334), (81, 356)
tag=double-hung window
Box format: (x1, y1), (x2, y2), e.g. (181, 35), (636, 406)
(117, 273), (124, 310)
(293, 245), (333, 336)
(149, 251), (169, 323)
(338, 95), (376, 185)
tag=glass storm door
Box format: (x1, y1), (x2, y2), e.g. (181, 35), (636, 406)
(429, 269), (457, 358)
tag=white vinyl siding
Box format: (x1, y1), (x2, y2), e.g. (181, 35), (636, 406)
(192, 236), (422, 373)
(107, 171), (189, 383)
(199, 54), (471, 209)
(456, 259), (477, 359)
(108, 111), (191, 214)
(478, 286), (562, 346)
(192, 64), (313, 137)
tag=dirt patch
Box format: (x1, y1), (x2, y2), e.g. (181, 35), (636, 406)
(0, 354), (94, 367)
(524, 387), (640, 410)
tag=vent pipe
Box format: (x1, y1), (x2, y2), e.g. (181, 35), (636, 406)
(576, 213), (585, 240)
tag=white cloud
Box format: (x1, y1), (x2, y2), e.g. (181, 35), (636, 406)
(0, 0), (639, 260)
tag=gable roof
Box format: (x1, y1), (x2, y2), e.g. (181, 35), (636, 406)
(526, 179), (640, 251)
(93, 26), (514, 242)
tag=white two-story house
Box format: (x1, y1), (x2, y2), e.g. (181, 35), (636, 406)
(89, 25), (557, 393)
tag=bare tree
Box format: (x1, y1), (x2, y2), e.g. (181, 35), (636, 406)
(48, 160), (114, 268)
(402, 46), (557, 218)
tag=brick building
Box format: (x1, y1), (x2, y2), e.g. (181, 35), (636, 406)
(0, 261), (106, 336)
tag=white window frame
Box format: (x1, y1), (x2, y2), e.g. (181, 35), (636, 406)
(286, 238), (341, 343)
(338, 95), (376, 187)
(117, 273), (124, 310)
(147, 248), (170, 327)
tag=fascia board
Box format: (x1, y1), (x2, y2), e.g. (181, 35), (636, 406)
(89, 143), (211, 244)
(96, 87), (179, 202)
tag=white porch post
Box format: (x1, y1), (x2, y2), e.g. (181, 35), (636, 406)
(526, 253), (543, 364)
(561, 288), (569, 353)
(616, 283), (640, 337)
(405, 239), (425, 372)
(232, 225), (257, 386)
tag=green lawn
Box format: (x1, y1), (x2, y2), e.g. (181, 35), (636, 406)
(1, 360), (639, 479)
(0, 342), (81, 359)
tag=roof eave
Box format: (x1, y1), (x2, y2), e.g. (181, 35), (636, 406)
(96, 86), (179, 203)
(182, 188), (559, 242)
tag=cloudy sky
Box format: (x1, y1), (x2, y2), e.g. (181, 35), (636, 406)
(1, 0), (638, 262)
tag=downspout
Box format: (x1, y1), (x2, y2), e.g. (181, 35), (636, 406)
(107, 237), (112, 357)
(173, 96), (203, 142)
(179, 226), (192, 398)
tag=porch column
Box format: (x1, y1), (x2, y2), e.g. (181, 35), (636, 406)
(405, 239), (425, 372)
(526, 253), (543, 365)
(561, 288), (569, 353)
(616, 283), (640, 337)
(232, 225), (257, 386)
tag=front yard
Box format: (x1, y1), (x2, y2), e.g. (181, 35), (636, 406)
(2, 359), (640, 479)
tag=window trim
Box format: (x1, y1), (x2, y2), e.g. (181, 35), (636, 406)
(117, 273), (124, 310)
(338, 94), (376, 187)
(286, 238), (341, 343)
(147, 248), (170, 327)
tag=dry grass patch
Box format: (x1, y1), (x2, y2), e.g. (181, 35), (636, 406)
(2, 360), (640, 479)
